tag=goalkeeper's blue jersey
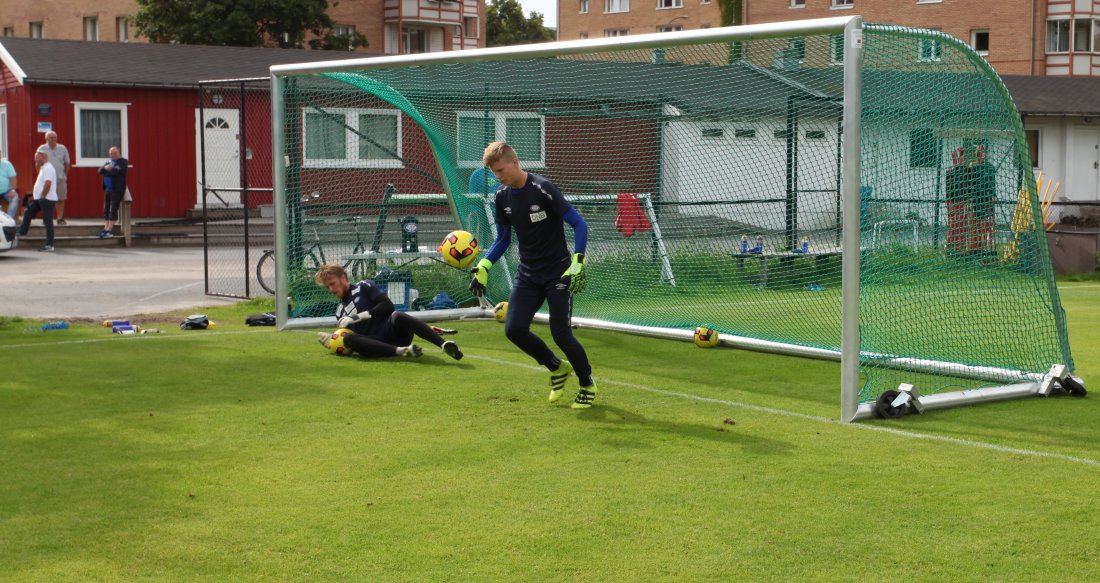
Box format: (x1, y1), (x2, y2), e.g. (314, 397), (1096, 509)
(494, 173), (573, 278)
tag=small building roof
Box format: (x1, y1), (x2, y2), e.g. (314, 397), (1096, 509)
(1001, 75), (1100, 117)
(0, 37), (383, 88)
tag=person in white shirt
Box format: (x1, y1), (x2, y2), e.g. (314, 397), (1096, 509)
(17, 150), (58, 251)
(37, 131), (71, 224)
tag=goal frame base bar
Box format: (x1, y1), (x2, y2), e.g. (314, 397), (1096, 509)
(541, 314), (1062, 421)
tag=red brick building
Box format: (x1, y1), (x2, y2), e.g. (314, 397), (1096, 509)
(0, 0), (486, 54)
(557, 0), (1100, 77)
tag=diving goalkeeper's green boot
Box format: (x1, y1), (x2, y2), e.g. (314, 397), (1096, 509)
(548, 361), (574, 403)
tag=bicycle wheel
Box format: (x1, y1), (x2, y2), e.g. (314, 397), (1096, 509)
(346, 243), (370, 281)
(256, 250), (277, 295)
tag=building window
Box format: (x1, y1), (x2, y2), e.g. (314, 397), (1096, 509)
(1073, 19), (1092, 52)
(788, 37), (805, 61)
(605, 28), (628, 37)
(29, 22), (43, 38)
(805, 130), (826, 140)
(331, 24), (356, 50)
(790, 0), (805, 6)
(702, 128), (723, 138)
(605, 0), (629, 13)
(464, 17), (478, 38)
(1025, 129), (1040, 168)
(403, 27), (429, 53)
(918, 37), (942, 62)
(908, 128), (940, 168)
(971, 29), (989, 55)
(831, 34), (844, 64)
(701, 0), (711, 4)
(657, 24), (683, 32)
(457, 112), (544, 168)
(580, 0), (589, 13)
(658, 0), (684, 8)
(734, 129), (756, 139)
(74, 102), (129, 166)
(579, 32), (588, 39)
(116, 17), (129, 42)
(1047, 19), (1070, 53)
(2, 27), (13, 37)
(83, 17), (98, 41)
(831, 0), (853, 7)
(303, 108), (402, 168)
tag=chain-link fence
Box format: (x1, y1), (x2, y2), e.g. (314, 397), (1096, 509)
(199, 78), (274, 298)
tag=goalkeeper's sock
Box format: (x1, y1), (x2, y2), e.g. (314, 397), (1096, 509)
(397, 344), (423, 358)
(317, 332), (332, 349)
(571, 381), (597, 409)
(442, 341), (463, 361)
(548, 360), (573, 403)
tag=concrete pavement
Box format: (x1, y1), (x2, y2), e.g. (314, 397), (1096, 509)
(0, 245), (246, 320)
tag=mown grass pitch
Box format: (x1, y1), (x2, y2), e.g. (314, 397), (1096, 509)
(1, 288), (1098, 582)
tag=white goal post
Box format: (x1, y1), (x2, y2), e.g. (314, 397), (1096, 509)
(270, 16), (1080, 421)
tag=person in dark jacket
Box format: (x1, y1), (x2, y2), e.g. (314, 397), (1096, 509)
(97, 146), (128, 238)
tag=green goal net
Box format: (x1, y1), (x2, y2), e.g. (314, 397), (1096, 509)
(271, 17), (1076, 420)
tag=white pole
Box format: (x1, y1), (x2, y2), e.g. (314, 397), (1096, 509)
(840, 17), (864, 422)
(271, 73), (289, 329)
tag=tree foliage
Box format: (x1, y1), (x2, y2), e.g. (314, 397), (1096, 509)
(132, 0), (367, 50)
(487, 0), (555, 47)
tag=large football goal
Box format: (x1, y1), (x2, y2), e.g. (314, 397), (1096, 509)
(268, 16), (1082, 421)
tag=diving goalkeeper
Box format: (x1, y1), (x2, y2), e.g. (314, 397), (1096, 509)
(469, 142), (597, 408)
(315, 264), (463, 360)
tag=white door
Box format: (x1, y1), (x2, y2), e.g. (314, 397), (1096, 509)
(195, 108), (242, 206)
(1071, 127), (1100, 201)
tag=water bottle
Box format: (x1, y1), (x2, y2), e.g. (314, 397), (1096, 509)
(753, 235), (764, 254)
(140, 328), (161, 335)
(740, 235), (749, 254)
(800, 237), (809, 254)
(41, 320), (69, 331)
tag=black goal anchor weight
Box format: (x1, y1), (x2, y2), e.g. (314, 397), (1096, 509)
(873, 384), (925, 420)
(1038, 364), (1087, 398)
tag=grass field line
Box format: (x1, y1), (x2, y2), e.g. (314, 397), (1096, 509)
(468, 353), (1100, 468)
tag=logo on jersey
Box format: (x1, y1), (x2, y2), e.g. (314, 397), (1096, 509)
(530, 205), (540, 212)
(529, 210), (547, 223)
(503, 206), (512, 215)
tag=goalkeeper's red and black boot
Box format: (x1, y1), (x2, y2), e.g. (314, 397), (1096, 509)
(548, 361), (574, 403)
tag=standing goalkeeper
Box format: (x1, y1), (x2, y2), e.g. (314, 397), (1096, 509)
(470, 142), (596, 408)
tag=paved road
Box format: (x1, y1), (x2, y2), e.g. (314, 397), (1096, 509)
(0, 246), (246, 320)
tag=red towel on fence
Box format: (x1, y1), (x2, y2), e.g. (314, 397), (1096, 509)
(614, 193), (652, 237)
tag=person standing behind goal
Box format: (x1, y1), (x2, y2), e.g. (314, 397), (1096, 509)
(469, 141), (597, 408)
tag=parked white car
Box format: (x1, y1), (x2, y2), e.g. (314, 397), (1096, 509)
(0, 212), (18, 252)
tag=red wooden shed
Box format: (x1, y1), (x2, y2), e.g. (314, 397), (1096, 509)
(0, 38), (374, 219)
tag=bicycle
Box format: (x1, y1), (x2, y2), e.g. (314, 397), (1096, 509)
(256, 215), (371, 295)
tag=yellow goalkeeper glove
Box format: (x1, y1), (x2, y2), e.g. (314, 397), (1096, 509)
(561, 253), (587, 294)
(469, 258), (493, 296)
